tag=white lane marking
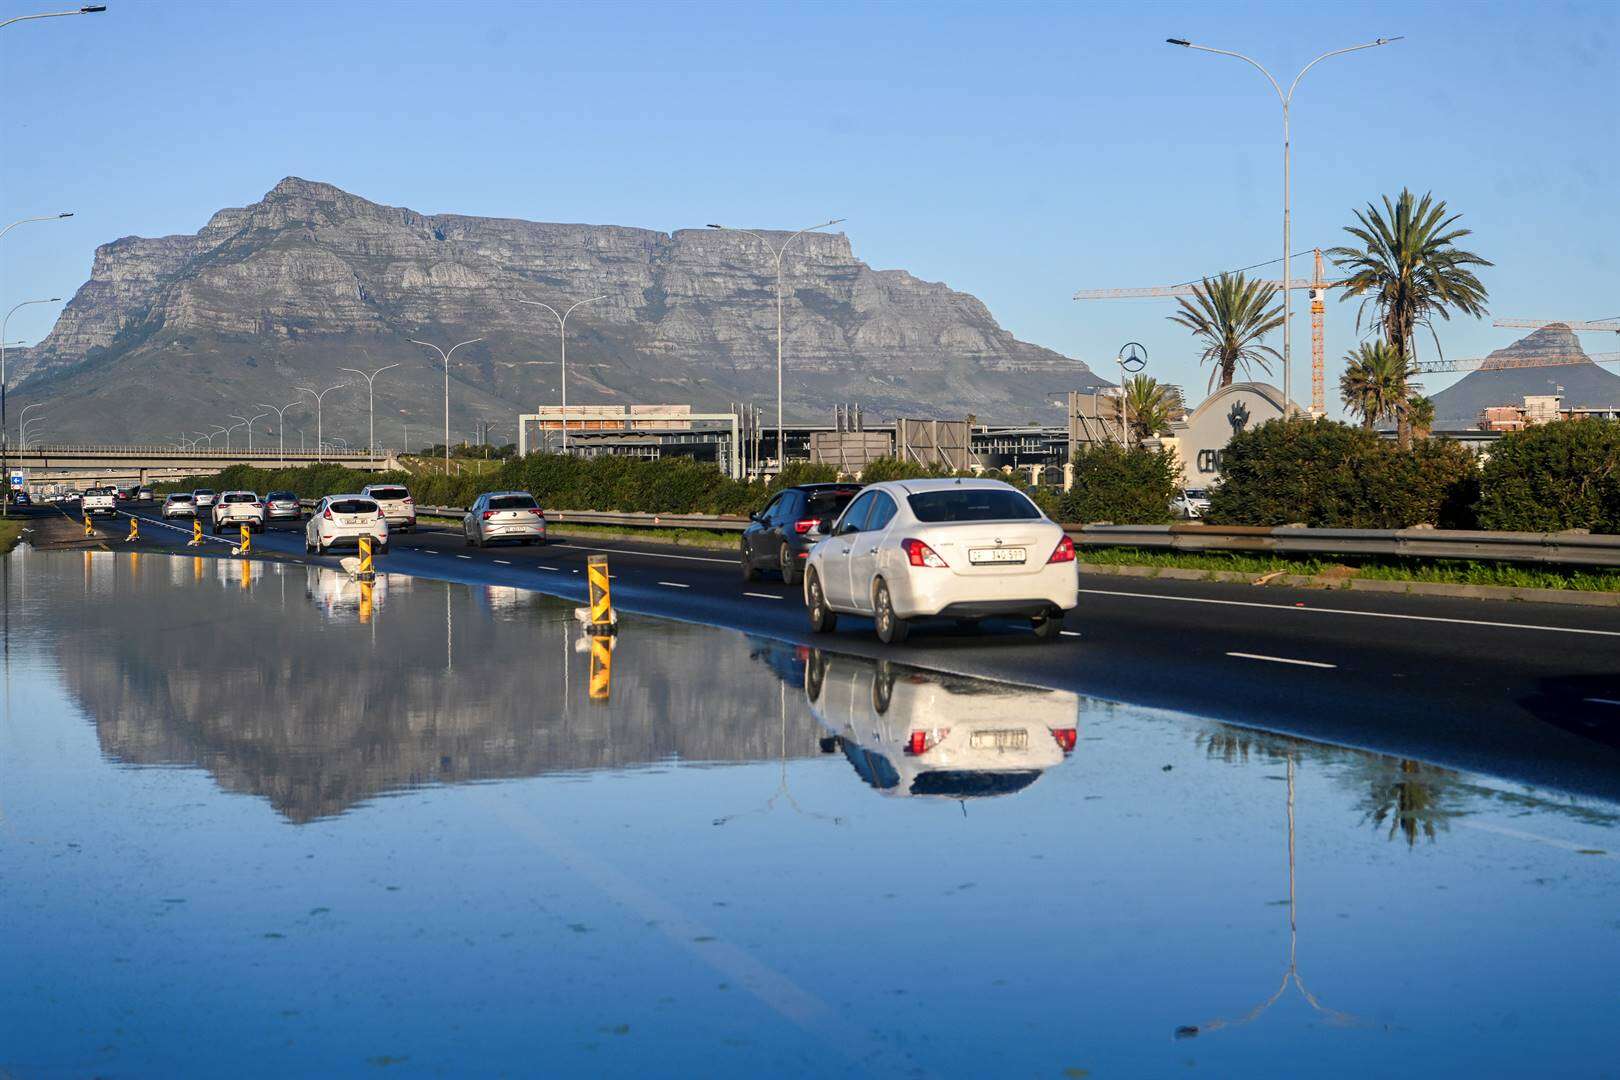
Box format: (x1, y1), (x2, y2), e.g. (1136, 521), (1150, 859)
(1079, 587), (1620, 639)
(1584, 697), (1620, 706)
(537, 564), (560, 571)
(659, 581), (691, 589)
(563, 542), (733, 566)
(1060, 630), (1081, 637)
(1226, 651), (1337, 669)
(421, 549), (437, 555)
(744, 592), (783, 600)
(494, 560), (512, 565)
(455, 555), (472, 560)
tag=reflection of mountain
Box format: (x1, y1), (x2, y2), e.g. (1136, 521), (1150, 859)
(47, 554), (823, 822)
(805, 651), (1079, 799)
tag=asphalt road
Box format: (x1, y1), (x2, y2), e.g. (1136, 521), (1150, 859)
(38, 500), (1620, 801)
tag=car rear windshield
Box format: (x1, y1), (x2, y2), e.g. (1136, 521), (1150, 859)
(906, 489), (1041, 523)
(194, 489), (215, 496)
(489, 495), (538, 510)
(268, 491), (296, 501)
(223, 493), (256, 503)
(368, 487), (409, 500)
(168, 493), (193, 502)
(330, 499), (378, 514)
(805, 489), (859, 518)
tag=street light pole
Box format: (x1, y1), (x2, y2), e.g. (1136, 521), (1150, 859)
(514, 299), (604, 454)
(340, 362), (399, 466)
(409, 338), (482, 472)
(294, 384), (346, 462)
(17, 403), (44, 445)
(708, 219), (844, 468)
(1, 297), (61, 516)
(1166, 35), (1400, 413)
(0, 5), (107, 32)
(256, 400), (301, 466)
(21, 418), (44, 448)
(193, 430), (214, 449)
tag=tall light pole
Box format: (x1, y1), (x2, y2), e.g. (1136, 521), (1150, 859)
(209, 426), (228, 452)
(295, 383), (346, 462)
(256, 399), (302, 466)
(1, 297), (61, 514)
(1166, 35), (1400, 413)
(340, 362), (399, 466)
(193, 430), (214, 449)
(21, 419), (44, 448)
(409, 338), (482, 471)
(514, 298), (604, 454)
(18, 403), (44, 445)
(231, 411), (268, 452)
(222, 418), (247, 451)
(707, 219), (845, 466)
(0, 5), (107, 32)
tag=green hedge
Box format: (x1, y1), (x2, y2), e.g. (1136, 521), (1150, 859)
(1476, 420), (1620, 533)
(1059, 444), (1177, 525)
(1206, 417), (1480, 529)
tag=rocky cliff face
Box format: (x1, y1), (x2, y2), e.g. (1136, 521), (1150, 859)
(16, 178), (1102, 441)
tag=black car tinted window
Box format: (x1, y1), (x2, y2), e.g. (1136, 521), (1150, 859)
(489, 495), (538, 510)
(368, 487), (409, 500)
(837, 491), (876, 534)
(223, 493), (256, 503)
(906, 488), (1041, 523)
(865, 492), (898, 531)
(804, 489), (858, 519)
(330, 499), (378, 514)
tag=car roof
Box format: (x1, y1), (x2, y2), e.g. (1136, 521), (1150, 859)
(324, 493), (377, 501)
(869, 477), (1019, 495)
(791, 483), (861, 492)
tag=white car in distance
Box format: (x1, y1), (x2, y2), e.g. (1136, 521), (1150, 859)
(305, 495), (389, 556)
(212, 491), (266, 534)
(803, 478), (1078, 644)
(360, 484), (415, 532)
(1172, 488), (1211, 519)
(162, 492), (197, 518)
(463, 491), (546, 547)
(191, 488), (218, 514)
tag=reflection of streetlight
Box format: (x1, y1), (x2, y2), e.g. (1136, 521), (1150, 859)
(1175, 751), (1357, 1038)
(515, 298), (604, 454)
(707, 219), (846, 466)
(1165, 34), (1401, 411)
(410, 338), (482, 472)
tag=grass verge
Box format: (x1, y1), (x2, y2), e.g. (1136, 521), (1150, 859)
(1079, 545), (1620, 593)
(0, 519), (23, 554)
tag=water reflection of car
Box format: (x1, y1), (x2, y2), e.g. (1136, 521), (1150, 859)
(305, 564), (389, 618)
(804, 650), (1078, 799)
(1171, 488), (1210, 519)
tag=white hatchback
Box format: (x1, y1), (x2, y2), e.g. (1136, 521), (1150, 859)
(305, 494), (389, 556)
(803, 478), (1077, 644)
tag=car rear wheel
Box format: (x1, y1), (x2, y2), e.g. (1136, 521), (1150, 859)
(873, 579), (909, 645)
(778, 541), (799, 586)
(1032, 611), (1065, 641)
(806, 569), (837, 633)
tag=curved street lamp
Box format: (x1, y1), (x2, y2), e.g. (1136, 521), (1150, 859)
(1165, 35), (1401, 411)
(256, 399), (303, 466)
(1, 297), (61, 514)
(294, 383), (347, 462)
(21, 417), (45, 449)
(193, 430), (214, 449)
(340, 362), (399, 465)
(707, 219), (845, 467)
(409, 338), (482, 470)
(514, 298), (604, 453)
(0, 6), (107, 32)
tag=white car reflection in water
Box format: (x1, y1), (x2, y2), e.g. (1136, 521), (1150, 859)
(305, 564), (392, 620)
(804, 650), (1079, 799)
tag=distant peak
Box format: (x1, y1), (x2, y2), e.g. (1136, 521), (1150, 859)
(266, 176), (352, 200)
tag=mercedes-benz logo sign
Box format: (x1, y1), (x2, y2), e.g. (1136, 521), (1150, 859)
(1117, 342), (1147, 373)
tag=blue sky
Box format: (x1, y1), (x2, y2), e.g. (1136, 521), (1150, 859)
(1, 0), (1615, 413)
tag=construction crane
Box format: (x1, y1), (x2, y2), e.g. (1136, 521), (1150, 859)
(1492, 318), (1620, 334)
(1075, 249), (1341, 417)
(1411, 351), (1620, 375)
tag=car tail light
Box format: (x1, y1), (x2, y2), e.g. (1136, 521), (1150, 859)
(483, 510), (495, 520)
(531, 508), (544, 517)
(377, 510), (386, 520)
(1048, 535), (1076, 564)
(1051, 728), (1078, 753)
(404, 497), (414, 504)
(322, 507), (333, 520)
(905, 728), (949, 755)
(793, 518), (818, 534)
(901, 538), (948, 568)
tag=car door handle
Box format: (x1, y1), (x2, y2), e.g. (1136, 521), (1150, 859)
(866, 547), (878, 554)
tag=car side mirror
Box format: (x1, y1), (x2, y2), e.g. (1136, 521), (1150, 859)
(837, 520), (860, 536)
(750, 511), (765, 523)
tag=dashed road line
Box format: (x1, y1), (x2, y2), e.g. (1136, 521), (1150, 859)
(561, 543), (733, 566)
(1080, 587), (1620, 638)
(658, 581), (691, 589)
(744, 592), (783, 600)
(1060, 630), (1081, 638)
(455, 554), (472, 560)
(1226, 651), (1337, 669)
(494, 560), (512, 565)
(1584, 697), (1620, 706)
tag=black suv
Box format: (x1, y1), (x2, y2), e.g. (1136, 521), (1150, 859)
(741, 483), (862, 585)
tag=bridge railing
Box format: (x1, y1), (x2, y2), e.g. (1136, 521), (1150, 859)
(21, 444), (393, 458)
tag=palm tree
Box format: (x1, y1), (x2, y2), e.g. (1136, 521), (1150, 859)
(1168, 272), (1286, 391)
(1407, 395), (1436, 439)
(1122, 374), (1182, 439)
(1338, 342), (1415, 430)
(1327, 188), (1491, 444)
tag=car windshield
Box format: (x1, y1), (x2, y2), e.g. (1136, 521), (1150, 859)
(268, 492), (296, 501)
(805, 489), (859, 518)
(329, 499), (378, 515)
(906, 488), (1041, 523)
(169, 494), (193, 502)
(368, 487), (409, 501)
(194, 490), (215, 496)
(223, 493), (256, 503)
(1185, 490), (1207, 499)
(488, 495), (537, 510)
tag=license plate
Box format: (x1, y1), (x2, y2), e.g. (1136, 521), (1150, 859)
(970, 730), (1028, 750)
(969, 547), (1026, 564)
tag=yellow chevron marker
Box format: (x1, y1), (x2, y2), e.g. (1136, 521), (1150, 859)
(589, 634), (614, 700)
(83, 514), (94, 537)
(587, 554), (614, 629)
(357, 536), (375, 580)
(189, 518), (203, 546)
(125, 516), (140, 542)
(237, 523), (252, 555)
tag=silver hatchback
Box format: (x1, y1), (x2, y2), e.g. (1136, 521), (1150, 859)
(463, 491), (546, 547)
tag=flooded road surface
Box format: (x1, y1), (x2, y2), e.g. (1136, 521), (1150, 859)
(4, 549), (1619, 1077)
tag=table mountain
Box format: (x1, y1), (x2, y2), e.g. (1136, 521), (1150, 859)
(15, 177), (1104, 444)
(1429, 325), (1620, 427)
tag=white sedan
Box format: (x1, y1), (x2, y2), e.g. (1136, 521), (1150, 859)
(305, 494), (389, 556)
(803, 478), (1077, 644)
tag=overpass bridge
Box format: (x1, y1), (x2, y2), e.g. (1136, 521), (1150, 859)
(9, 444), (402, 491)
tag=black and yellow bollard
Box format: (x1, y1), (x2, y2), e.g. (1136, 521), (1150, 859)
(586, 554), (615, 632)
(588, 633), (614, 701)
(357, 535), (376, 581)
(124, 516), (140, 542)
(189, 518), (204, 547)
(358, 580), (374, 623)
(83, 513), (94, 538)
(237, 522), (252, 555)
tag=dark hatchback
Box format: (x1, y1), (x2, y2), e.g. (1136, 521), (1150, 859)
(741, 483), (861, 585)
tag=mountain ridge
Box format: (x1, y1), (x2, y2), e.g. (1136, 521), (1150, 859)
(1428, 325), (1620, 427)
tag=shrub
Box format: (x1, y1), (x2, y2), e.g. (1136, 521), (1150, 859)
(1206, 416), (1479, 528)
(856, 456), (962, 483)
(1476, 419), (1620, 533)
(1058, 444), (1177, 525)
